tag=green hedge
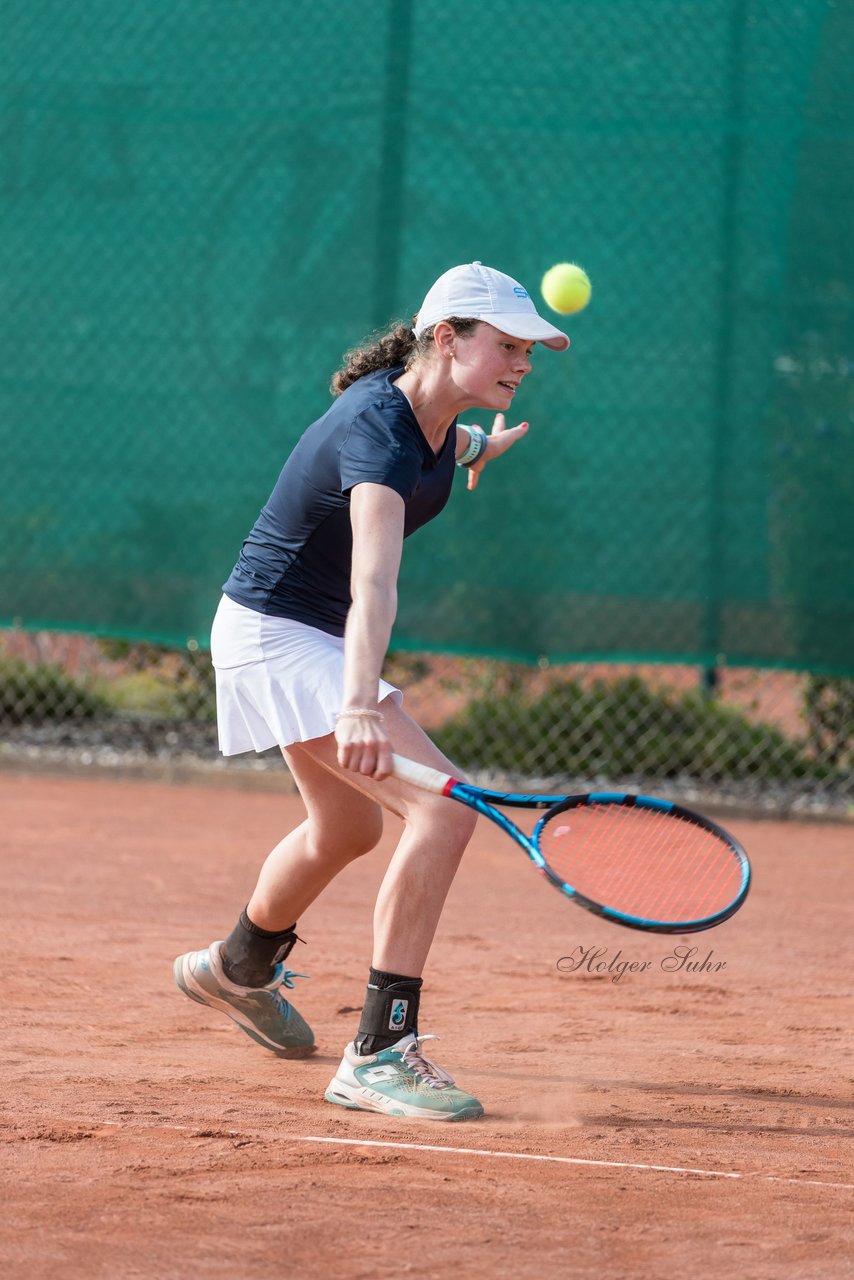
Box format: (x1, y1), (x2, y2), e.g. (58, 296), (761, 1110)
(0, 657), (106, 724)
(435, 674), (830, 783)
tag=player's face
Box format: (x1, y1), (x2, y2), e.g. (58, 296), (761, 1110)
(452, 324), (535, 411)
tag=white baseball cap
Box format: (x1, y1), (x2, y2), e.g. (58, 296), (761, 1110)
(414, 261), (570, 351)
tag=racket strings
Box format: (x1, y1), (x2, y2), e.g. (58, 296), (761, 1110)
(603, 809), (717, 917)
(602, 808), (740, 920)
(539, 803), (744, 924)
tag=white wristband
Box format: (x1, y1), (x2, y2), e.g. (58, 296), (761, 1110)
(456, 424), (488, 467)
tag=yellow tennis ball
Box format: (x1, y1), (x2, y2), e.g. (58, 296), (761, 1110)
(541, 262), (592, 315)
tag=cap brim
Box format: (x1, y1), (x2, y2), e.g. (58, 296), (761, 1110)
(485, 313), (570, 352)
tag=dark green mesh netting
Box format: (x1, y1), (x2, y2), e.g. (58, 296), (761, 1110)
(1, 1), (851, 672)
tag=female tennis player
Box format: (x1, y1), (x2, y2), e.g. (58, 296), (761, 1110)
(174, 262), (570, 1121)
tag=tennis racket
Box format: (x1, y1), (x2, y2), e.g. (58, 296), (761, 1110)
(392, 755), (750, 934)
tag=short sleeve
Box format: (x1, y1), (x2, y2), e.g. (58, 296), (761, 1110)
(339, 405), (423, 501)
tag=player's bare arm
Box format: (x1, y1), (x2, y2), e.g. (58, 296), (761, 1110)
(336, 482), (405, 780)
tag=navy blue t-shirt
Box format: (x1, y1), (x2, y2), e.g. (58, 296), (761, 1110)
(222, 366), (457, 635)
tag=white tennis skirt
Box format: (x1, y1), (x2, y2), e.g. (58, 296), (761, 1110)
(210, 594), (403, 756)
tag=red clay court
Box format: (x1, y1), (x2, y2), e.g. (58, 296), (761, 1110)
(2, 770), (852, 1279)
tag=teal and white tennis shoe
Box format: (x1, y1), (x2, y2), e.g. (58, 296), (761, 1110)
(173, 939), (315, 1058)
(325, 1034), (483, 1121)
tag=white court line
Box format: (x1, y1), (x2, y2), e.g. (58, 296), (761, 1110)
(66, 1120), (854, 1192)
(292, 1134), (854, 1191)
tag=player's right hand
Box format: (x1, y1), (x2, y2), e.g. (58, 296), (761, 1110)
(335, 713), (393, 781)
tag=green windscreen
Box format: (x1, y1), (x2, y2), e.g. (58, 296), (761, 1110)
(1, 1), (852, 673)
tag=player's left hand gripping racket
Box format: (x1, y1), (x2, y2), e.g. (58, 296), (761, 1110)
(392, 755), (750, 934)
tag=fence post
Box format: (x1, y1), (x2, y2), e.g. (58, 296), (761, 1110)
(372, 0), (413, 330)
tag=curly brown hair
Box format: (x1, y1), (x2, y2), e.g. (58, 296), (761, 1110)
(330, 317), (482, 396)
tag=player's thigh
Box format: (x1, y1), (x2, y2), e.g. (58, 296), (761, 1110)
(381, 697), (469, 778)
(282, 741), (384, 853)
(293, 701), (476, 837)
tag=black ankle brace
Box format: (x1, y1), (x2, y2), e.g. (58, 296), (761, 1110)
(354, 971), (423, 1055)
(221, 909), (301, 987)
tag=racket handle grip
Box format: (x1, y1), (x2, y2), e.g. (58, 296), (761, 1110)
(391, 754), (454, 795)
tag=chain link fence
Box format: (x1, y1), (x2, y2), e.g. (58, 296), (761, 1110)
(2, 629), (850, 815)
